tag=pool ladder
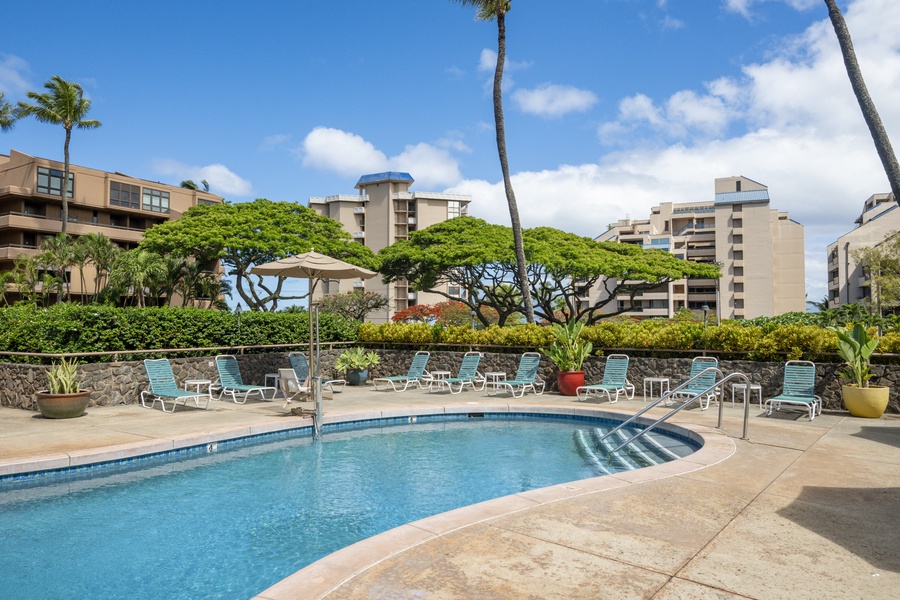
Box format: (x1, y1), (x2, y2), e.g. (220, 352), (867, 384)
(601, 368), (753, 453)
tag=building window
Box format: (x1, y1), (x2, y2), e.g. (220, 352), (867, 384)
(198, 198), (217, 206)
(92, 210), (99, 224)
(23, 232), (36, 248)
(143, 188), (170, 213)
(110, 182), (140, 209)
(37, 167), (73, 198)
(448, 285), (462, 298)
(448, 201), (466, 219)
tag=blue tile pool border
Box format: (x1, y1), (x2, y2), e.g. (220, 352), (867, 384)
(0, 411), (701, 490)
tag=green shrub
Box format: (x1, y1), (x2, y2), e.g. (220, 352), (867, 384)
(0, 304), (357, 362)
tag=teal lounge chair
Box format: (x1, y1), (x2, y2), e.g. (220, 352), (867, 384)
(215, 354), (276, 403)
(430, 352), (483, 394)
(288, 352), (346, 394)
(373, 351), (431, 392)
(670, 356), (720, 410)
(575, 354), (635, 403)
(487, 352), (545, 398)
(141, 359), (210, 413)
(764, 360), (822, 421)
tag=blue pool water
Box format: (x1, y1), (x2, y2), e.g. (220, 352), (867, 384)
(0, 414), (698, 599)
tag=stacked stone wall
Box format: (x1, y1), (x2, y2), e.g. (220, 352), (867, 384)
(1, 349), (897, 414)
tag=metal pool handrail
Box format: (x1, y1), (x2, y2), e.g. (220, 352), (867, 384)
(602, 369), (753, 453)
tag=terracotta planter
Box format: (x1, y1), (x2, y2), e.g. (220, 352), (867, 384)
(34, 390), (92, 419)
(556, 371), (584, 396)
(842, 384), (889, 418)
(346, 369), (369, 386)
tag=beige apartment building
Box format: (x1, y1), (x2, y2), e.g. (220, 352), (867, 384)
(827, 192), (899, 309)
(309, 171), (471, 322)
(0, 149), (223, 302)
(593, 176), (806, 320)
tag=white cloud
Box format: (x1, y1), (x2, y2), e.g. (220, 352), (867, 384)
(660, 15), (684, 30)
(301, 126), (464, 189)
(0, 54), (31, 96)
(301, 127), (388, 176)
(259, 134), (291, 152)
(478, 49), (497, 73)
(452, 0), (900, 306)
(511, 84), (598, 117)
(151, 159), (253, 197)
(723, 0), (821, 19)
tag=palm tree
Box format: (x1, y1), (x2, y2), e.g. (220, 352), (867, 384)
(78, 233), (121, 302)
(15, 76), (102, 234)
(38, 233), (76, 302)
(452, 0), (535, 323)
(824, 0), (900, 203)
(109, 249), (166, 307)
(0, 92), (15, 132)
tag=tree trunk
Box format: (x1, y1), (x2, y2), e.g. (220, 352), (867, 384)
(62, 127), (72, 235)
(825, 0), (900, 204)
(494, 12), (535, 323)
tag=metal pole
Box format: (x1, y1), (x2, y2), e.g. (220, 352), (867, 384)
(314, 302), (323, 430)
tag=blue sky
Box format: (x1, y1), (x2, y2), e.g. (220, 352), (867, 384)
(2, 0), (898, 306)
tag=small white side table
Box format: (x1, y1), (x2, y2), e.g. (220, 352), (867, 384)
(731, 383), (763, 409)
(427, 370), (452, 391)
(185, 379), (213, 399)
(265, 373), (281, 397)
(483, 371), (506, 392)
(643, 377), (670, 401)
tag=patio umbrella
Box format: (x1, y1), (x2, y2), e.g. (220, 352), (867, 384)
(250, 251), (377, 427)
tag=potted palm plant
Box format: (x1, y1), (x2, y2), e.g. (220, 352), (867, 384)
(830, 323), (889, 418)
(35, 357), (92, 419)
(334, 347), (381, 386)
(542, 321), (593, 396)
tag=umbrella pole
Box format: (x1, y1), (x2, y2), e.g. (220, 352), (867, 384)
(314, 301), (323, 436)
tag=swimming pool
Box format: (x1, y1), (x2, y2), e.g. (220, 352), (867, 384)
(0, 413), (699, 599)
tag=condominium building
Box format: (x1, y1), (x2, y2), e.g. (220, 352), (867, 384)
(0, 149), (223, 302)
(309, 172), (472, 322)
(827, 192), (899, 309)
(592, 176), (805, 320)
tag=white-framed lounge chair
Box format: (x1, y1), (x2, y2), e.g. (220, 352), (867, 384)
(575, 354), (635, 403)
(373, 351), (431, 392)
(140, 359), (210, 413)
(670, 356), (720, 410)
(430, 352), (483, 394)
(214, 354), (276, 403)
(764, 360), (822, 421)
(288, 352), (346, 394)
(278, 368), (312, 410)
(488, 352), (545, 398)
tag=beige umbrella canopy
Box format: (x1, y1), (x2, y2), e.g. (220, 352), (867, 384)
(250, 251), (377, 284)
(250, 251), (377, 428)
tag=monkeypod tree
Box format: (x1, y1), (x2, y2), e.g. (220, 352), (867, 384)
(377, 217), (719, 326)
(141, 199), (377, 311)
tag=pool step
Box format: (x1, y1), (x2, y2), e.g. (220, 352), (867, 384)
(573, 425), (684, 476)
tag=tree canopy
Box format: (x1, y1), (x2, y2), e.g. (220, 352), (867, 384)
(377, 216), (719, 325)
(141, 199), (377, 311)
(15, 76), (101, 234)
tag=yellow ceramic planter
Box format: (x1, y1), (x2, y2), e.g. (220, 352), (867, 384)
(841, 384), (890, 418)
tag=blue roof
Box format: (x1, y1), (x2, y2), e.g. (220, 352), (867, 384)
(355, 171), (414, 188)
(714, 190), (770, 204)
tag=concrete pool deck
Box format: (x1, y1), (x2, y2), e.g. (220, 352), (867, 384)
(1, 388), (899, 599)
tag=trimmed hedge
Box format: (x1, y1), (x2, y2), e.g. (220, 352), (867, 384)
(0, 304), (358, 362)
(359, 320), (872, 362)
